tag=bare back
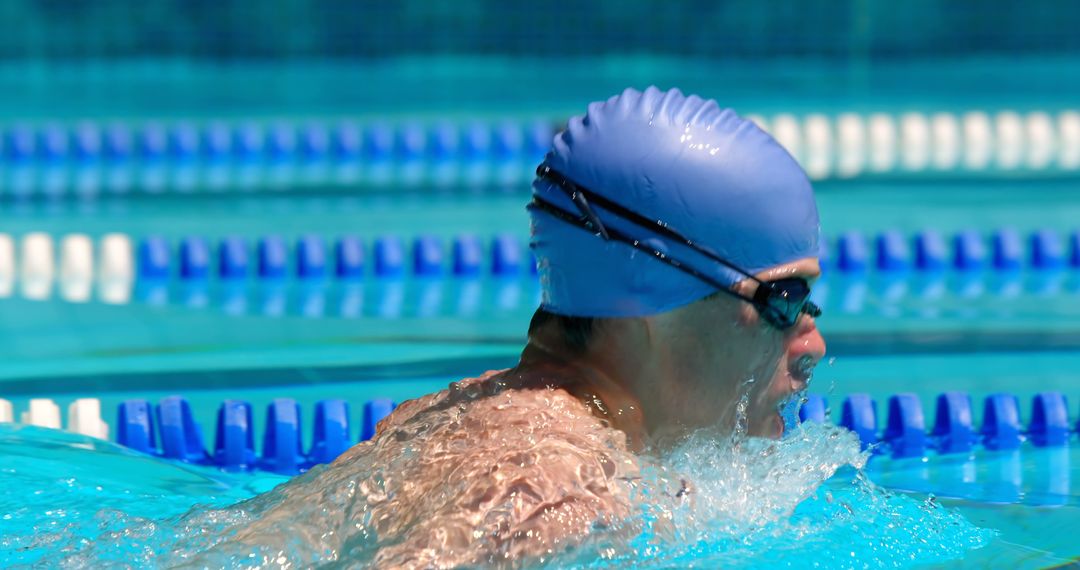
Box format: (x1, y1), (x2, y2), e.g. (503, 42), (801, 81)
(216, 370), (641, 569)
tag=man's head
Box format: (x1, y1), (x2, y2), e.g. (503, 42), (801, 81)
(526, 87), (825, 440)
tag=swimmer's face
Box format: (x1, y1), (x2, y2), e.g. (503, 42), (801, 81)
(648, 257), (825, 440)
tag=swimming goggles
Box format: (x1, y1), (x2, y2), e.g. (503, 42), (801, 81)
(530, 164), (822, 330)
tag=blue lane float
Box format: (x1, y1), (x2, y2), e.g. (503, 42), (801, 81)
(875, 230), (911, 271)
(179, 237), (211, 280)
(884, 394), (927, 458)
(1030, 229), (1065, 270)
(913, 230), (948, 271)
(335, 236), (365, 279)
(117, 399), (155, 454)
(840, 394), (879, 451)
(116, 396), (402, 474)
(361, 398), (397, 442)
(981, 393), (1024, 451)
(836, 231), (869, 272)
(309, 399), (352, 466)
(1069, 231), (1080, 268)
(412, 235), (444, 277)
(798, 394), (828, 423)
(374, 235), (405, 277)
(1029, 392), (1070, 447)
(991, 228), (1023, 271)
(257, 236), (289, 279)
(218, 237), (249, 280)
(953, 230), (987, 270)
(452, 234), (484, 277)
(105, 391), (1076, 475)
(42, 228), (1080, 290)
(491, 234), (523, 276)
(156, 396), (207, 463)
(930, 392), (976, 454)
(260, 398), (305, 475)
(296, 235), (328, 279)
(137, 236), (171, 279)
(214, 400), (256, 471)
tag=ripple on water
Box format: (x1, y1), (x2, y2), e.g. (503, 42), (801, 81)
(0, 408), (992, 568)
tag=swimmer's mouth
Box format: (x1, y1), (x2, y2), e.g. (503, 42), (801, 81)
(789, 354), (816, 387)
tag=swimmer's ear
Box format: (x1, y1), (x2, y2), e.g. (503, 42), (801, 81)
(735, 303), (759, 329)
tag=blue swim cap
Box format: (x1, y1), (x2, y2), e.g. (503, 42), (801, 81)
(529, 86), (819, 318)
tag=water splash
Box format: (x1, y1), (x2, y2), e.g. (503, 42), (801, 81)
(0, 407), (993, 569)
(551, 421), (993, 568)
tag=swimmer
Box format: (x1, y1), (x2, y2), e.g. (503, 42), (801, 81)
(216, 86), (825, 568)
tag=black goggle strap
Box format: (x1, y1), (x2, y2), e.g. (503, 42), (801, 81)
(535, 164), (763, 287)
(533, 164), (822, 328)
(529, 195), (763, 312)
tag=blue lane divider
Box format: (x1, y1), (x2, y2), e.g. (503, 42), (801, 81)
(296, 235), (327, 279)
(453, 234), (483, 276)
(335, 236), (365, 279)
(875, 230), (911, 271)
(361, 399), (397, 442)
(179, 237), (211, 280)
(309, 400), (351, 466)
(156, 396), (207, 463)
(930, 392), (976, 454)
(953, 230), (987, 270)
(836, 231), (869, 272)
(117, 396), (399, 474)
(1029, 392), (1069, 447)
(258, 236), (289, 279)
(108, 390), (1076, 475)
(491, 234), (523, 276)
(412, 235), (444, 277)
(218, 236), (249, 280)
(991, 228), (1023, 270)
(884, 394), (926, 458)
(214, 400), (256, 471)
(1030, 229), (1065, 270)
(374, 235), (405, 277)
(1069, 231), (1080, 268)
(117, 399), (155, 454)
(839, 394), (878, 451)
(914, 230), (948, 271)
(799, 394), (828, 423)
(260, 398), (304, 475)
(120, 228), (1080, 285)
(806, 391), (1076, 457)
(981, 393), (1023, 451)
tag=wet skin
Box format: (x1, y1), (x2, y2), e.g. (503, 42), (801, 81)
(513, 256), (826, 449)
(219, 258), (825, 568)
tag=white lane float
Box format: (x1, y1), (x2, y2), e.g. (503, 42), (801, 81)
(867, 113), (897, 173)
(930, 112), (960, 170)
(21, 398), (61, 429)
(68, 398), (110, 440)
(0, 234), (14, 298)
(836, 113), (866, 178)
(961, 111), (993, 170)
(59, 233), (94, 302)
(20, 232), (55, 301)
(802, 114), (833, 180)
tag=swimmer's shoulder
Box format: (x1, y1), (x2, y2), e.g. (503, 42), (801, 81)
(372, 369), (507, 436)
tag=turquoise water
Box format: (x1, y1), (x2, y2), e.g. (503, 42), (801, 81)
(1, 57), (1079, 566)
(0, 421), (1013, 568)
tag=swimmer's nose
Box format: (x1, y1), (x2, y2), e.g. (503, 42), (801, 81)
(785, 316), (825, 389)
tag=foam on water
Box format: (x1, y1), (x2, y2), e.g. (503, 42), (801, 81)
(0, 400), (993, 569)
(555, 421), (993, 568)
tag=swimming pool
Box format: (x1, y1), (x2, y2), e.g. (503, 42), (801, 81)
(1, 60), (1079, 568)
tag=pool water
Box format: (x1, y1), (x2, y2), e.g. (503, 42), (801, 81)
(1, 58), (1079, 567)
(1, 417), (1004, 568)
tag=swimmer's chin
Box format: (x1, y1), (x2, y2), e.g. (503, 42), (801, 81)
(748, 412), (785, 440)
